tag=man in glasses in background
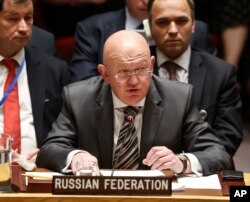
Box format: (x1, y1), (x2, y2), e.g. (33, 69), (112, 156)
(37, 30), (233, 176)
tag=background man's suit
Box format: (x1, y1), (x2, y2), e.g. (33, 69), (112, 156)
(36, 76), (233, 175)
(27, 26), (57, 56)
(70, 8), (216, 82)
(24, 46), (70, 147)
(151, 47), (242, 156)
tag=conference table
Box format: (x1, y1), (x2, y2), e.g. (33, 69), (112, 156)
(0, 190), (229, 202)
(1, 165), (248, 202)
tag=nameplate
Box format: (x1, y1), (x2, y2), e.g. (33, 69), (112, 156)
(52, 176), (172, 195)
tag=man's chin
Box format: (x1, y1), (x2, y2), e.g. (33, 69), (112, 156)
(124, 95), (144, 106)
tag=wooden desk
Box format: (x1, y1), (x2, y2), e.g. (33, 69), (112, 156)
(1, 166), (231, 202)
(0, 191), (229, 202)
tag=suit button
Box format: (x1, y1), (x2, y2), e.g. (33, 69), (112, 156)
(200, 109), (207, 120)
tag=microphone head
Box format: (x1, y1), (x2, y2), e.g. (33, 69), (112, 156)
(125, 114), (135, 122)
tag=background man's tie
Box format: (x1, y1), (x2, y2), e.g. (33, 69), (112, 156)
(2, 59), (21, 153)
(163, 61), (179, 80)
(113, 106), (139, 169)
(136, 23), (144, 30)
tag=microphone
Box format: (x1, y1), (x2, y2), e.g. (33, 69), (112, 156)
(111, 111), (136, 176)
(125, 113), (136, 122)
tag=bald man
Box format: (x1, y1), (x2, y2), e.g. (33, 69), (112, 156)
(36, 30), (233, 176)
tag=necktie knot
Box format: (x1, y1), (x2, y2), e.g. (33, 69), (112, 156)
(2, 59), (17, 72)
(163, 61), (180, 80)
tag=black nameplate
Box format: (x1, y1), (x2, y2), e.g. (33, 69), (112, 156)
(52, 176), (172, 195)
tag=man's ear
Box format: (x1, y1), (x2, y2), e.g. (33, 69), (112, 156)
(98, 64), (109, 84)
(192, 20), (196, 34)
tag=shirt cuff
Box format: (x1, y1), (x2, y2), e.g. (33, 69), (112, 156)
(61, 150), (87, 173)
(184, 153), (203, 177)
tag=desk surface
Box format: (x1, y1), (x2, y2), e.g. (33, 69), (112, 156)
(0, 192), (229, 202)
(1, 166), (238, 202)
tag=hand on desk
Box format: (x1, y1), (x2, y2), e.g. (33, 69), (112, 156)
(71, 151), (99, 174)
(26, 148), (40, 162)
(142, 146), (189, 174)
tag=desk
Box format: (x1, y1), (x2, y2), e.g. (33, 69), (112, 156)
(1, 166), (232, 202)
(0, 192), (229, 202)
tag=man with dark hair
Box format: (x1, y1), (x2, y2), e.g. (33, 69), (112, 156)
(147, 0), (242, 156)
(0, 0), (70, 161)
(70, 0), (215, 82)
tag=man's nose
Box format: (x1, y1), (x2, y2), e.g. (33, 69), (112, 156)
(18, 19), (29, 31)
(168, 21), (178, 34)
(127, 73), (139, 84)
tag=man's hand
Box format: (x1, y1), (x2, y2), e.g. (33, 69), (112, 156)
(142, 146), (186, 174)
(26, 148), (40, 162)
(71, 151), (98, 174)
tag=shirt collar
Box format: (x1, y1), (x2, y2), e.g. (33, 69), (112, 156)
(156, 46), (191, 72)
(0, 48), (25, 67)
(125, 7), (141, 30)
(112, 90), (145, 109)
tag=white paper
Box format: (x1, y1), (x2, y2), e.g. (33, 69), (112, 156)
(24, 171), (63, 180)
(177, 174), (221, 189)
(100, 169), (165, 177)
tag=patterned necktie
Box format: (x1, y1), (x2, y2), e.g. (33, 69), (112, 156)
(2, 59), (21, 153)
(113, 106), (139, 169)
(163, 61), (179, 80)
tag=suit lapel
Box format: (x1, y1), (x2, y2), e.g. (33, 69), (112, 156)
(94, 83), (114, 168)
(140, 80), (164, 167)
(25, 47), (45, 146)
(188, 50), (207, 107)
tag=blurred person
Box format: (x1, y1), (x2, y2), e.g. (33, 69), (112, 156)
(147, 0), (242, 156)
(70, 0), (215, 82)
(36, 30), (233, 176)
(35, 0), (124, 38)
(0, 0), (70, 161)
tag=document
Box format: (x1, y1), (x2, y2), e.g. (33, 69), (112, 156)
(178, 174), (221, 189)
(23, 172), (63, 180)
(100, 169), (165, 177)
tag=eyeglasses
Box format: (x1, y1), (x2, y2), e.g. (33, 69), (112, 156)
(104, 65), (153, 82)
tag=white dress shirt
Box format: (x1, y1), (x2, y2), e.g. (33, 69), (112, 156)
(0, 49), (37, 155)
(112, 91), (145, 153)
(125, 7), (142, 30)
(157, 46), (191, 83)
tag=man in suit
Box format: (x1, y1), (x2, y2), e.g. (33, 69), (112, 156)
(147, 0), (242, 156)
(70, 0), (215, 82)
(37, 30), (233, 176)
(0, 0), (70, 161)
(27, 26), (57, 56)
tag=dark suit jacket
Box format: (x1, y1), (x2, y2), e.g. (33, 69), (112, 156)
(27, 26), (57, 56)
(36, 76), (233, 175)
(151, 47), (242, 156)
(70, 8), (215, 82)
(25, 46), (70, 147)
